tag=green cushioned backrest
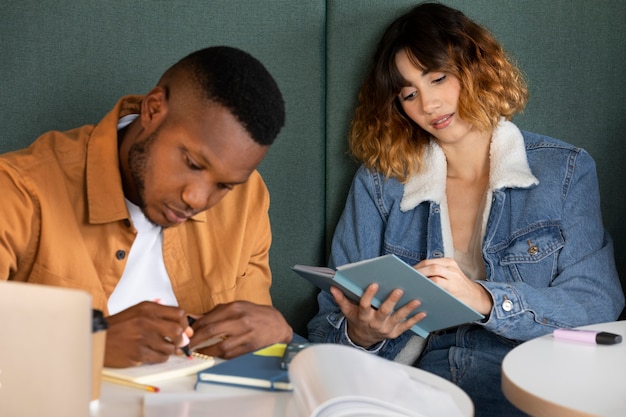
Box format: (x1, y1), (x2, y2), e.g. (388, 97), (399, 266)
(2, 0), (625, 333)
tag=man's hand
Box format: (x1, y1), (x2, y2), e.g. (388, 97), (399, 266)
(188, 301), (293, 359)
(104, 301), (190, 368)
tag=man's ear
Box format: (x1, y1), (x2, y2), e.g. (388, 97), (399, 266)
(140, 86), (168, 131)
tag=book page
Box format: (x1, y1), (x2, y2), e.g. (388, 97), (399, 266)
(291, 265), (361, 304)
(292, 265), (335, 276)
(103, 352), (214, 384)
(288, 344), (465, 417)
(143, 392), (294, 417)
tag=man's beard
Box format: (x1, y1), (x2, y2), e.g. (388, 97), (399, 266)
(127, 132), (160, 227)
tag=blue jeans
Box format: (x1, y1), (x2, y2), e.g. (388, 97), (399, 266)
(416, 325), (529, 417)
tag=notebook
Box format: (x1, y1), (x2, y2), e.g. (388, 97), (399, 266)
(196, 343), (291, 391)
(292, 254), (484, 338)
(102, 351), (214, 385)
(0, 281), (93, 417)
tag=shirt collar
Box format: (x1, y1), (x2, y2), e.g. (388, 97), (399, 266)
(85, 95), (142, 224)
(400, 119), (539, 212)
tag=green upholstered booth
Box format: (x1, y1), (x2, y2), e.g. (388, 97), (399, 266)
(1, 1), (624, 336)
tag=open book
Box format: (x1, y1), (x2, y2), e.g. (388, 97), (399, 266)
(289, 344), (466, 417)
(292, 254), (484, 338)
(144, 344), (467, 417)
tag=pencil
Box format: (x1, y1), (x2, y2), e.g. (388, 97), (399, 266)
(102, 375), (160, 393)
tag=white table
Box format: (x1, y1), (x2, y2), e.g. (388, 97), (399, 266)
(93, 359), (474, 417)
(502, 321), (626, 417)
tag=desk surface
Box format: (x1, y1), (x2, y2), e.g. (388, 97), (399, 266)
(502, 321), (626, 417)
(93, 359), (474, 417)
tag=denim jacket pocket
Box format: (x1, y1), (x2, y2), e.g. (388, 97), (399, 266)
(382, 247), (424, 267)
(490, 222), (564, 285)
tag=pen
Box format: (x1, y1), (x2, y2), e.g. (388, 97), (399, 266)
(553, 328), (622, 345)
(102, 375), (160, 392)
(180, 335), (193, 359)
(180, 316), (198, 358)
(153, 298), (194, 358)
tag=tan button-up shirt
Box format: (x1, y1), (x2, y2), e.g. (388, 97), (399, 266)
(0, 96), (273, 315)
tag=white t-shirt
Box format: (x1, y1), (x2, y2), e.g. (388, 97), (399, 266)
(107, 115), (178, 314)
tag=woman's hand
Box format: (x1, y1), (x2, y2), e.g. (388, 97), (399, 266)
(330, 284), (425, 349)
(414, 257), (493, 315)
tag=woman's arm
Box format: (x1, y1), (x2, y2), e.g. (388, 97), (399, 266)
(307, 166), (416, 358)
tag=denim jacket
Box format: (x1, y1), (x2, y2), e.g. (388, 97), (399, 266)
(308, 120), (624, 360)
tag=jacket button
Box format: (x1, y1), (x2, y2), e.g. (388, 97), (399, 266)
(116, 250), (126, 260)
(502, 295), (513, 312)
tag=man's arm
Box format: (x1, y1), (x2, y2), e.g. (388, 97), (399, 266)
(0, 163), (38, 281)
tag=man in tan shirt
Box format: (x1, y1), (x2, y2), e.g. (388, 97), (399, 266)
(0, 46), (293, 367)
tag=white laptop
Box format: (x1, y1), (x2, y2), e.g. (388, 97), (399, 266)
(0, 280), (93, 417)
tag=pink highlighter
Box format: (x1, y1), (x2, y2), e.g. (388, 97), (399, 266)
(553, 328), (622, 345)
(153, 298), (194, 358)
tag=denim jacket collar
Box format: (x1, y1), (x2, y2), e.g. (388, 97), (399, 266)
(401, 119), (539, 212)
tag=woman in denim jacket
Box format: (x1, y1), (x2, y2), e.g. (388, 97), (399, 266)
(307, 3), (624, 417)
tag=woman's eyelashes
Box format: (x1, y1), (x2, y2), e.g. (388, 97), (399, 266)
(400, 74), (447, 101)
(402, 90), (418, 101)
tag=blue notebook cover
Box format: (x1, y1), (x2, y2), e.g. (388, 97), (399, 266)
(195, 344), (291, 391)
(292, 254), (484, 338)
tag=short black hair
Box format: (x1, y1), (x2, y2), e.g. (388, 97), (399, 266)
(169, 46), (285, 146)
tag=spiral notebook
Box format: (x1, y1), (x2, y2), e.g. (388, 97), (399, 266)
(0, 281), (93, 417)
(103, 352), (215, 385)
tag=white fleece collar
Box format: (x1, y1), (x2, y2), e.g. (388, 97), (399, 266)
(400, 119), (539, 212)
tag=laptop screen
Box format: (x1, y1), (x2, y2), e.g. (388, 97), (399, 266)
(0, 281), (92, 417)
